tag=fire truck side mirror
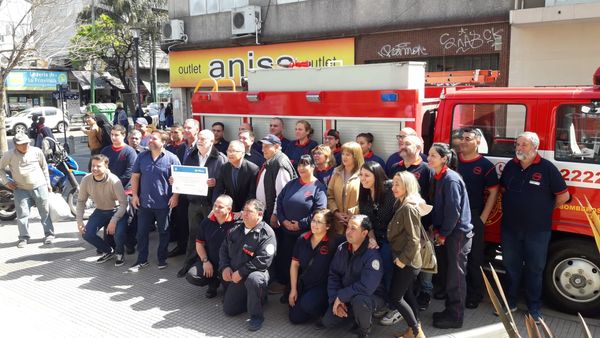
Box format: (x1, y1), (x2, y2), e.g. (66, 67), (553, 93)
(594, 66), (600, 86)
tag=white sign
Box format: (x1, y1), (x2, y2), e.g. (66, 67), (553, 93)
(171, 165), (208, 196)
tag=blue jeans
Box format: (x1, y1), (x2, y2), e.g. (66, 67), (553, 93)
(501, 229), (551, 313)
(136, 207), (170, 264)
(378, 240), (394, 293)
(83, 209), (127, 254)
(14, 186), (54, 240)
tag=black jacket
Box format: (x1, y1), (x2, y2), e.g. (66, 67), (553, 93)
(219, 220), (277, 278)
(184, 145), (227, 205)
(213, 159), (259, 212)
(262, 151), (296, 220)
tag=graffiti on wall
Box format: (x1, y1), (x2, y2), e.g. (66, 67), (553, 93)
(439, 27), (503, 54)
(377, 42), (429, 58)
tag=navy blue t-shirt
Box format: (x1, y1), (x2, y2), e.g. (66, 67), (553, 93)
(333, 148), (342, 166)
(100, 145), (137, 187)
(457, 154), (499, 211)
(132, 149), (180, 208)
(196, 215), (238, 264)
(276, 178), (328, 232)
(292, 231), (344, 290)
(386, 152), (428, 177)
(500, 155), (568, 232)
(431, 166), (473, 237)
(166, 142), (186, 163)
(364, 151), (386, 169)
(285, 139), (318, 167)
(315, 166), (335, 186)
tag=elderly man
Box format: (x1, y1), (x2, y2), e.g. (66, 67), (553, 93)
(77, 154), (128, 266)
(0, 134), (54, 248)
(239, 130), (264, 167)
(178, 129), (227, 278)
(500, 131), (569, 322)
(321, 215), (385, 338)
(219, 199), (277, 332)
(128, 129), (147, 153)
(213, 140), (259, 213)
(186, 194), (238, 298)
(130, 130), (181, 271)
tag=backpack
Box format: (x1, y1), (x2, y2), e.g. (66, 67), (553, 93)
(41, 137), (67, 164)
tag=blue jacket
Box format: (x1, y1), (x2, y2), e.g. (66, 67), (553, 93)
(327, 239), (384, 304)
(431, 166), (473, 238)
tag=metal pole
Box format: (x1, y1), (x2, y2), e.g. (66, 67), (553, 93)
(90, 0), (96, 104)
(134, 35), (142, 111)
(151, 35), (157, 103)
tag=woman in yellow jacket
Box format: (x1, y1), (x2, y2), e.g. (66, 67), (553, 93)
(326, 141), (364, 234)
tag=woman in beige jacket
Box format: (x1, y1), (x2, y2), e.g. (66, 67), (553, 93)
(326, 141), (364, 234)
(387, 171), (431, 338)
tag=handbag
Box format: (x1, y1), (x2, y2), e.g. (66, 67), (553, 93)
(419, 225), (438, 274)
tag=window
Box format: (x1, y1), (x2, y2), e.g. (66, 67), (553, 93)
(452, 103), (526, 157)
(555, 104), (600, 164)
(45, 108), (57, 116)
(189, 0), (249, 15)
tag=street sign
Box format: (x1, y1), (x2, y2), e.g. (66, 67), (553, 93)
(52, 91), (61, 100)
(64, 92), (80, 100)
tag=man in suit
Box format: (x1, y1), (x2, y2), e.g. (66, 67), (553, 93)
(213, 140), (259, 214)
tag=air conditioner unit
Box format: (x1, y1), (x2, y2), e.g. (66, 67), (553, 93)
(162, 19), (185, 41)
(231, 5), (261, 36)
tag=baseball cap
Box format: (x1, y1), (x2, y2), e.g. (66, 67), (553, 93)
(135, 117), (148, 126)
(260, 134), (281, 145)
(13, 133), (31, 145)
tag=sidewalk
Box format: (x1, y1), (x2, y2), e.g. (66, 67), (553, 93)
(1, 214), (598, 337)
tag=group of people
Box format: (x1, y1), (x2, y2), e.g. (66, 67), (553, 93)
(0, 114), (569, 338)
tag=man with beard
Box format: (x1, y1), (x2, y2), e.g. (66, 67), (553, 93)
(499, 131), (569, 322)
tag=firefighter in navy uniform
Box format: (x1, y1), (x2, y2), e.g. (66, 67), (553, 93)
(219, 199), (277, 332)
(457, 128), (499, 309)
(320, 214), (385, 338)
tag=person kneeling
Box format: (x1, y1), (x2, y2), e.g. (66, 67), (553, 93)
(77, 155), (129, 266)
(321, 215), (385, 338)
(186, 195), (238, 298)
(218, 199), (277, 332)
(288, 209), (343, 324)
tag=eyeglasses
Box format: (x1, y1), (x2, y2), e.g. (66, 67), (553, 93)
(395, 135), (406, 140)
(226, 149), (244, 154)
(311, 219), (327, 225)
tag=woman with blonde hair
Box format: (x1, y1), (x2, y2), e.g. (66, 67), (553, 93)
(312, 144), (336, 186)
(388, 171), (431, 338)
(326, 141), (364, 233)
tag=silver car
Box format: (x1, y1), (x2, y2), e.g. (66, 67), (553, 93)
(5, 106), (70, 135)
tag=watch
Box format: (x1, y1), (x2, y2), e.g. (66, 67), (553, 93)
(201, 257), (209, 263)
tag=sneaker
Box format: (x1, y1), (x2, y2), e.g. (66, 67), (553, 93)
(373, 305), (390, 318)
(129, 262), (149, 272)
(158, 262), (168, 270)
(248, 315), (264, 331)
(529, 310), (543, 324)
(380, 309), (403, 326)
(96, 251), (115, 264)
(114, 254), (125, 267)
(493, 306), (518, 316)
(417, 292), (431, 311)
(43, 235), (55, 245)
(16, 239), (27, 248)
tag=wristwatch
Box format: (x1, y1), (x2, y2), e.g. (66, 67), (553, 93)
(201, 257), (209, 263)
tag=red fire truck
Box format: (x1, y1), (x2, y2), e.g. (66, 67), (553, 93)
(190, 62), (600, 316)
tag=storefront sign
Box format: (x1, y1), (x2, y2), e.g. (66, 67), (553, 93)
(169, 38), (355, 88)
(5, 70), (68, 91)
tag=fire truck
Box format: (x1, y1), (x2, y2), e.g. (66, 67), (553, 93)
(190, 62), (600, 316)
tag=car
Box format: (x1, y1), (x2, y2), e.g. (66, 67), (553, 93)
(5, 106), (70, 135)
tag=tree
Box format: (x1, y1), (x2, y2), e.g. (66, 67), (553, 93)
(0, 0), (75, 153)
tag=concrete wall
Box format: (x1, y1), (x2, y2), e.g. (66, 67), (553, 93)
(169, 0), (514, 49)
(508, 20), (600, 86)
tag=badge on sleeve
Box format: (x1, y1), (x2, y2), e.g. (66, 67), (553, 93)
(266, 243), (275, 256)
(371, 259), (380, 271)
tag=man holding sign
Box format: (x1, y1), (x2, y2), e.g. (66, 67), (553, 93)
(177, 129), (227, 278)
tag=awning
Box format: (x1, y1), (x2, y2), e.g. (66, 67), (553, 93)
(71, 70), (106, 90)
(102, 72), (125, 91)
(142, 81), (170, 96)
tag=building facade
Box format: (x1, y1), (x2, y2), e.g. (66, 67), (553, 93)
(166, 0), (515, 121)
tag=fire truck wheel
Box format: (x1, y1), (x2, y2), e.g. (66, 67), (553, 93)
(544, 238), (600, 316)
